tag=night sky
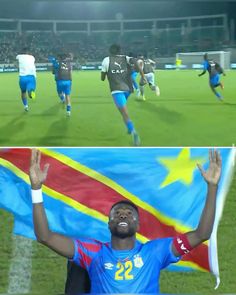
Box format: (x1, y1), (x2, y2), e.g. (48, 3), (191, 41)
(0, 1), (235, 21)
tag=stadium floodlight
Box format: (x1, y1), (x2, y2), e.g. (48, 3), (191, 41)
(176, 51), (231, 70)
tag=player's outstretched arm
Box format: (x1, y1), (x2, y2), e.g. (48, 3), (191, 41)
(172, 150), (222, 257)
(30, 149), (74, 259)
(198, 70), (206, 77)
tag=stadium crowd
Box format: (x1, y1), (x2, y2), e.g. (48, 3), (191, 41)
(0, 31), (227, 65)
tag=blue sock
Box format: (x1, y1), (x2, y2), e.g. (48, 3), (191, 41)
(126, 120), (134, 134)
(67, 105), (71, 112)
(216, 92), (221, 98)
(60, 94), (65, 101)
(133, 81), (138, 90)
(22, 98), (27, 106)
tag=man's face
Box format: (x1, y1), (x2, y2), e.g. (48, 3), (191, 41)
(108, 204), (139, 238)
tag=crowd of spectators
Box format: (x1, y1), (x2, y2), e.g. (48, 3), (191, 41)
(0, 31), (164, 64)
(0, 31), (229, 65)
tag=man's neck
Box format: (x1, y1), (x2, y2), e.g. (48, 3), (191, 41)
(111, 235), (136, 250)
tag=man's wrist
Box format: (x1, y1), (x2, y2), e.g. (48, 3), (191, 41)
(208, 183), (218, 189)
(31, 183), (42, 190)
(31, 188), (43, 204)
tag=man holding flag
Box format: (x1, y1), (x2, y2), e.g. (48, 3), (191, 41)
(29, 149), (221, 293)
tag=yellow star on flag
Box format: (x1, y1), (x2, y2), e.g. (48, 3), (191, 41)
(158, 148), (206, 188)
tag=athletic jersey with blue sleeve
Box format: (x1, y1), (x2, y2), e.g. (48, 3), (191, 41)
(73, 237), (180, 293)
(48, 56), (59, 80)
(203, 60), (222, 77)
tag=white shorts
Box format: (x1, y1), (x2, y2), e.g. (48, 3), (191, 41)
(140, 72), (155, 86)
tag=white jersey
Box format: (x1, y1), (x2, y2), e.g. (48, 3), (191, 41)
(16, 54), (36, 77)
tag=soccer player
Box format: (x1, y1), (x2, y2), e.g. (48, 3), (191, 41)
(48, 55), (65, 103)
(198, 53), (226, 100)
(129, 53), (141, 97)
(29, 148), (222, 293)
(56, 53), (73, 116)
(175, 58), (182, 70)
(16, 48), (36, 112)
(138, 55), (160, 100)
(101, 44), (146, 146)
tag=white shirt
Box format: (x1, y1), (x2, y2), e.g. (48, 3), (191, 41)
(16, 54), (36, 77)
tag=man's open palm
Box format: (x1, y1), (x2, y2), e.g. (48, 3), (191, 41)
(29, 149), (49, 189)
(197, 150), (222, 185)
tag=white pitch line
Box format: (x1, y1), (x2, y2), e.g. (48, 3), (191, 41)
(7, 235), (32, 294)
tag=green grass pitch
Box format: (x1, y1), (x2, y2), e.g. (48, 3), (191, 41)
(0, 169), (235, 294)
(0, 70), (235, 147)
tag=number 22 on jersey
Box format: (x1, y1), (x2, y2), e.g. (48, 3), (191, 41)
(115, 261), (134, 280)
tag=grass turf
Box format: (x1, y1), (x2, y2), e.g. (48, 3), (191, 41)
(0, 168), (235, 294)
(0, 70), (235, 147)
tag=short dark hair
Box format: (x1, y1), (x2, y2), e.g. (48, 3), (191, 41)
(21, 47), (30, 54)
(110, 200), (139, 215)
(109, 44), (121, 55)
(204, 53), (208, 60)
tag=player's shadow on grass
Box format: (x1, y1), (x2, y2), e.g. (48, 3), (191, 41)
(145, 98), (193, 103)
(137, 101), (183, 124)
(32, 103), (63, 117)
(37, 118), (71, 146)
(74, 95), (104, 98)
(0, 114), (26, 145)
(221, 101), (236, 106)
(181, 101), (236, 107)
(75, 97), (110, 105)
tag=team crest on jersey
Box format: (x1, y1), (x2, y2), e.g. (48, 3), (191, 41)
(133, 254), (144, 268)
(104, 262), (114, 270)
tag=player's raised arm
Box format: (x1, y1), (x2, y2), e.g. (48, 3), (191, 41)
(149, 59), (156, 66)
(172, 150), (222, 257)
(30, 149), (75, 259)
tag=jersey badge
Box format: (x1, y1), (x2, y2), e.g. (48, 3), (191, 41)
(133, 254), (144, 268)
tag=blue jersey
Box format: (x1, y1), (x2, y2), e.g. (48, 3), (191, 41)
(73, 237), (180, 293)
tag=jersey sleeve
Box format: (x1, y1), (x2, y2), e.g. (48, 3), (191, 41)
(52, 59), (59, 69)
(72, 238), (103, 270)
(150, 237), (181, 269)
(101, 57), (109, 72)
(149, 59), (156, 64)
(126, 56), (132, 64)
